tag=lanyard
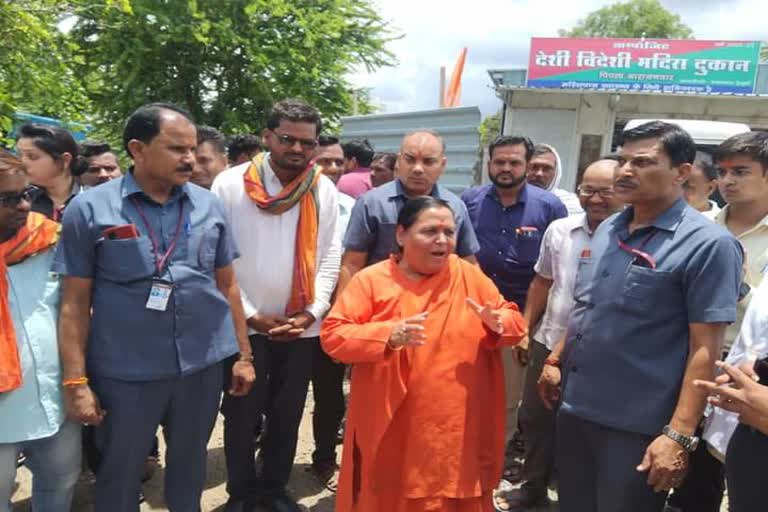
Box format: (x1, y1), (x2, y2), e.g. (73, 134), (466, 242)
(130, 197), (185, 276)
(617, 229), (657, 269)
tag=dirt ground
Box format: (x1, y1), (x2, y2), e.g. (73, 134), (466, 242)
(10, 385), (727, 512)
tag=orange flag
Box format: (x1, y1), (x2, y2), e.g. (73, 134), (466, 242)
(444, 47), (468, 108)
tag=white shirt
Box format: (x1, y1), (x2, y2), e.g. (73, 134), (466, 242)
(553, 189), (584, 217)
(701, 200), (721, 221)
(337, 192), (356, 237)
(532, 213), (593, 350)
(703, 269), (768, 459)
(211, 158), (341, 338)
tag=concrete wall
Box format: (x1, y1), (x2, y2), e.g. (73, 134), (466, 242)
(340, 107), (481, 194)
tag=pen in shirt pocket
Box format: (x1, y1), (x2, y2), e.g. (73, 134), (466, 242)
(515, 226), (539, 239)
(184, 220), (191, 236)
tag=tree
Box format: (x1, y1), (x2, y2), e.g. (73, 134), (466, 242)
(0, 1), (91, 138)
(67, 0), (396, 140)
(559, 0), (693, 39)
(472, 110), (502, 184)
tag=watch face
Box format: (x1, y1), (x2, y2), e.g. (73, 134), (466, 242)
(688, 437), (700, 452)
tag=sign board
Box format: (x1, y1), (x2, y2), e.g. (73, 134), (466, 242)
(527, 38), (761, 94)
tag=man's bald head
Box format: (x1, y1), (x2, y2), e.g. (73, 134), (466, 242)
(396, 130), (447, 196)
(579, 157), (624, 227)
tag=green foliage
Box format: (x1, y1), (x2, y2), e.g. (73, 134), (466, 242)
(0, 1), (91, 140)
(761, 43), (767, 61)
(68, 0), (397, 140)
(559, 0), (693, 39)
(479, 111), (502, 147)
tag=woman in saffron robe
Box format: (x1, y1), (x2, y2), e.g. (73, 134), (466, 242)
(321, 197), (527, 512)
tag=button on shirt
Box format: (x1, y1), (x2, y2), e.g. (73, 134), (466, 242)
(532, 213), (593, 350)
(561, 199), (742, 436)
(714, 206), (768, 350)
(0, 251), (65, 443)
(461, 183), (567, 309)
(344, 179), (480, 266)
(53, 171), (240, 381)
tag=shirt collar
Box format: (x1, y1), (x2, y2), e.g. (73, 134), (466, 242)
(613, 197), (687, 233)
(391, 178), (441, 199)
(121, 167), (190, 204)
(569, 213), (594, 235)
(716, 204), (768, 231)
(487, 183), (528, 204)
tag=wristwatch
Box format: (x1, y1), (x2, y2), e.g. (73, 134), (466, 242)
(662, 425), (699, 452)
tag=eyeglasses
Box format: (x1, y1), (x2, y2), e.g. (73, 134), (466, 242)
(577, 186), (616, 199)
(0, 186), (40, 208)
(271, 130), (318, 150)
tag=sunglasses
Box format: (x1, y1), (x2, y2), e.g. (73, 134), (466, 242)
(271, 130), (318, 150)
(0, 186), (40, 208)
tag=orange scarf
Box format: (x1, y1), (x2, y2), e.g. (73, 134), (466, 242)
(243, 153), (320, 315)
(0, 213), (60, 392)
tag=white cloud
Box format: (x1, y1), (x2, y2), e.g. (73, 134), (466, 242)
(350, 0), (764, 117)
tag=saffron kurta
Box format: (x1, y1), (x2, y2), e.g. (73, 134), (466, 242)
(321, 255), (527, 512)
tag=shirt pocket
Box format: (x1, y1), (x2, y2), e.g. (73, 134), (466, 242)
(96, 237), (155, 283)
(508, 231), (543, 264)
(196, 226), (220, 271)
(618, 266), (676, 313)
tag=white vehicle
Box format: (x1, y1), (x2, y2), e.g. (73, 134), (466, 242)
(623, 119), (751, 153)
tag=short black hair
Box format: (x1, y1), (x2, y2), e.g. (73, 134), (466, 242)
(489, 135), (534, 161)
(227, 134), (261, 162)
(397, 196), (454, 231)
(342, 139), (375, 167)
(17, 123), (88, 176)
(266, 98), (322, 136)
(621, 121), (696, 167)
(123, 102), (194, 158)
(372, 152), (397, 170)
(196, 125), (227, 155)
(712, 131), (768, 173)
(693, 151), (718, 181)
(79, 140), (112, 159)
(318, 135), (340, 147)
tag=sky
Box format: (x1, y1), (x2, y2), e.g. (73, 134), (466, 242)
(349, 0), (765, 117)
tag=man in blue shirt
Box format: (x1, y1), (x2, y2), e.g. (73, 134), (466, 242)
(340, 130), (480, 291)
(461, 135), (567, 484)
(554, 121), (742, 512)
(54, 103), (255, 511)
(0, 151), (80, 512)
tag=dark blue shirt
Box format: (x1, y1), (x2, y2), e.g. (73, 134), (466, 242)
(561, 199), (742, 436)
(53, 171), (240, 381)
(343, 179), (480, 265)
(461, 183), (567, 308)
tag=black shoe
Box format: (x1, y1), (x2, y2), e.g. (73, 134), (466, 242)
(224, 498), (254, 512)
(260, 492), (302, 512)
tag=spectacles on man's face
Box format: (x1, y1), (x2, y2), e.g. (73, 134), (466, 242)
(270, 130), (318, 150)
(577, 185), (616, 199)
(0, 186), (39, 208)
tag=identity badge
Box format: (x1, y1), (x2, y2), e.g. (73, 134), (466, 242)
(146, 281), (173, 311)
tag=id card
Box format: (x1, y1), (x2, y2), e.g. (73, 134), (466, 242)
(146, 281), (173, 311)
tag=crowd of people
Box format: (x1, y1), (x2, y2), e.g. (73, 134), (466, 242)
(0, 97), (767, 512)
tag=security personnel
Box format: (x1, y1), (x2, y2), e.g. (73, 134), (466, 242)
(554, 121), (742, 512)
(54, 103), (255, 512)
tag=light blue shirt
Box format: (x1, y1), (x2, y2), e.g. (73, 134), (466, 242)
(0, 250), (65, 443)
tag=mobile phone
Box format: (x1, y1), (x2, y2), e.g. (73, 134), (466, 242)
(103, 224), (140, 240)
(754, 357), (768, 384)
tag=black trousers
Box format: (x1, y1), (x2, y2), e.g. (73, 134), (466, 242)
(221, 334), (315, 499)
(557, 410), (668, 512)
(310, 340), (346, 468)
(726, 423), (768, 512)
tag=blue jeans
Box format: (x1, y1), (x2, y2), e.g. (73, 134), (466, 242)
(0, 420), (81, 512)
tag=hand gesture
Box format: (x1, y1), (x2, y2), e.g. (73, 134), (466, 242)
(466, 298), (503, 334)
(537, 363), (561, 410)
(514, 335), (530, 366)
(64, 385), (106, 425)
(694, 360), (768, 435)
(268, 312), (315, 341)
(389, 312), (428, 349)
(636, 435), (689, 492)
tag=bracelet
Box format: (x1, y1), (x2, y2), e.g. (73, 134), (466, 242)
(62, 377), (89, 388)
(237, 353), (254, 363)
(386, 339), (404, 351)
(543, 357), (561, 368)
